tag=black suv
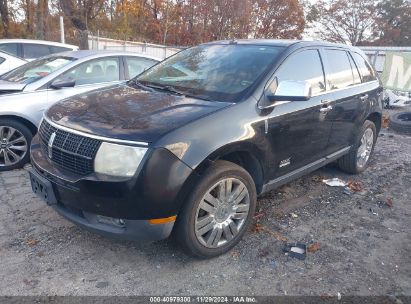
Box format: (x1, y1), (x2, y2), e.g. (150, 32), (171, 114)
(29, 40), (383, 258)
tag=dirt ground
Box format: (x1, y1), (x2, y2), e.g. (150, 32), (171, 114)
(0, 109), (410, 298)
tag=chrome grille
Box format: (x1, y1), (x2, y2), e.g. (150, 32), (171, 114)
(38, 120), (101, 175)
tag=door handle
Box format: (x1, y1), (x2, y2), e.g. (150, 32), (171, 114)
(319, 105), (333, 113)
(321, 99), (332, 104)
(360, 94), (369, 101)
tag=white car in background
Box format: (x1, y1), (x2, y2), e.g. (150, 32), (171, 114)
(0, 51), (27, 75)
(384, 89), (411, 108)
(0, 39), (78, 61)
(0, 50), (160, 171)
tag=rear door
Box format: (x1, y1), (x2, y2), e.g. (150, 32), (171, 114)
(320, 48), (368, 154)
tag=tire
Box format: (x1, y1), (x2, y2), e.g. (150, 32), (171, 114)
(337, 120), (377, 174)
(0, 119), (33, 171)
(175, 160), (257, 258)
(390, 111), (411, 135)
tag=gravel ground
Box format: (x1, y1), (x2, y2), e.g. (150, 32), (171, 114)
(0, 109), (410, 297)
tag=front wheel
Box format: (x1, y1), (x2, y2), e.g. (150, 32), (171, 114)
(338, 120), (377, 174)
(0, 119), (32, 171)
(175, 160), (257, 258)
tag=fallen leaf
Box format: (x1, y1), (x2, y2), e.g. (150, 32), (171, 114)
(253, 212), (265, 220)
(385, 197), (394, 208)
(307, 242), (321, 253)
(252, 223), (288, 242)
(230, 250), (239, 258)
(382, 115), (390, 128)
(347, 180), (362, 192)
(312, 175), (324, 182)
(26, 239), (39, 246)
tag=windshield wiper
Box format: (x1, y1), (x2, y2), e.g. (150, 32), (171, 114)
(142, 83), (187, 96)
(128, 79), (154, 92)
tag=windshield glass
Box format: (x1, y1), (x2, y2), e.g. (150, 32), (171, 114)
(1, 56), (75, 84)
(136, 44), (285, 102)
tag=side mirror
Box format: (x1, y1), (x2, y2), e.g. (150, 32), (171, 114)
(260, 80), (312, 109)
(50, 78), (75, 89)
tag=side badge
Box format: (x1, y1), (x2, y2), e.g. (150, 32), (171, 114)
(279, 158), (291, 168)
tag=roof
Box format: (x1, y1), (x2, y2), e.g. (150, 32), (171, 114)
(46, 50), (161, 61)
(0, 39), (78, 49)
(202, 39), (360, 51)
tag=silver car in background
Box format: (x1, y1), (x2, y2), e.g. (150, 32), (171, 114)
(0, 51), (160, 171)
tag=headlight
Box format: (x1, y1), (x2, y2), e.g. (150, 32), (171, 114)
(94, 142), (147, 177)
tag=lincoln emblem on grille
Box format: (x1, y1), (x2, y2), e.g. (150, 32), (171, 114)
(48, 132), (56, 159)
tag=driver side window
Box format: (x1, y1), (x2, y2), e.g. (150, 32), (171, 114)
(54, 57), (120, 86)
(275, 49), (326, 95)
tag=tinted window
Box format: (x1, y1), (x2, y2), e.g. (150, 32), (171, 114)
(348, 54), (361, 85)
(351, 52), (377, 82)
(324, 49), (356, 90)
(0, 56), (75, 84)
(125, 57), (157, 78)
(50, 46), (72, 54)
(23, 44), (51, 59)
(137, 45), (285, 102)
(275, 49), (325, 95)
(55, 57), (120, 86)
(0, 43), (18, 56)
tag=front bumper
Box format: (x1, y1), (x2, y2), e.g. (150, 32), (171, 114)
(29, 134), (193, 241)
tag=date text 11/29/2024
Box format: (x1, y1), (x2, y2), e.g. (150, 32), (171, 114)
(149, 296), (257, 303)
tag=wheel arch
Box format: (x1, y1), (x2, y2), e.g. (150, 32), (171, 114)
(0, 115), (38, 135)
(366, 112), (382, 134)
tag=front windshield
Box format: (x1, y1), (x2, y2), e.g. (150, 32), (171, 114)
(1, 56), (75, 84)
(136, 44), (285, 102)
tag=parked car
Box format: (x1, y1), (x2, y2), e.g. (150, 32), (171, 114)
(29, 40), (383, 258)
(383, 89), (411, 108)
(0, 50), (160, 170)
(0, 39), (78, 61)
(0, 51), (27, 75)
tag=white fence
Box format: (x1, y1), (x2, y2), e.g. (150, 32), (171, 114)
(88, 35), (182, 59)
(359, 46), (411, 74)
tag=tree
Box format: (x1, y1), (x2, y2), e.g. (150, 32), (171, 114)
(59, 0), (106, 49)
(252, 0), (305, 39)
(307, 0), (378, 45)
(373, 0), (411, 46)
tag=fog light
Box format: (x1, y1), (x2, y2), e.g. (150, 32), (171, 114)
(96, 215), (126, 228)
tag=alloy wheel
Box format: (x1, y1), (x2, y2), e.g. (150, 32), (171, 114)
(356, 127), (374, 168)
(0, 126), (28, 167)
(194, 178), (250, 248)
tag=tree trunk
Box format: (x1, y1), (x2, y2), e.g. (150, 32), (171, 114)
(0, 0), (10, 37)
(77, 29), (89, 50)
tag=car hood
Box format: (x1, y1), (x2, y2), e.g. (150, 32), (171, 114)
(0, 80), (26, 95)
(46, 84), (232, 143)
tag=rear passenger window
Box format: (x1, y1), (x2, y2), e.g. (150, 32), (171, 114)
(50, 46), (72, 54)
(324, 49), (356, 90)
(348, 54), (361, 85)
(275, 49), (325, 95)
(351, 52), (377, 82)
(23, 44), (51, 59)
(0, 43), (18, 57)
(125, 57), (157, 78)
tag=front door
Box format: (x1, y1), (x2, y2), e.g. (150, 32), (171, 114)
(264, 48), (333, 178)
(46, 56), (122, 109)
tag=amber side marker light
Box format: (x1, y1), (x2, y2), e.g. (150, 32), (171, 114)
(148, 215), (177, 225)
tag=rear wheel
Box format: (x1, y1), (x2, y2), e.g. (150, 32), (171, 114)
(175, 160), (257, 258)
(0, 119), (32, 171)
(337, 120), (377, 174)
